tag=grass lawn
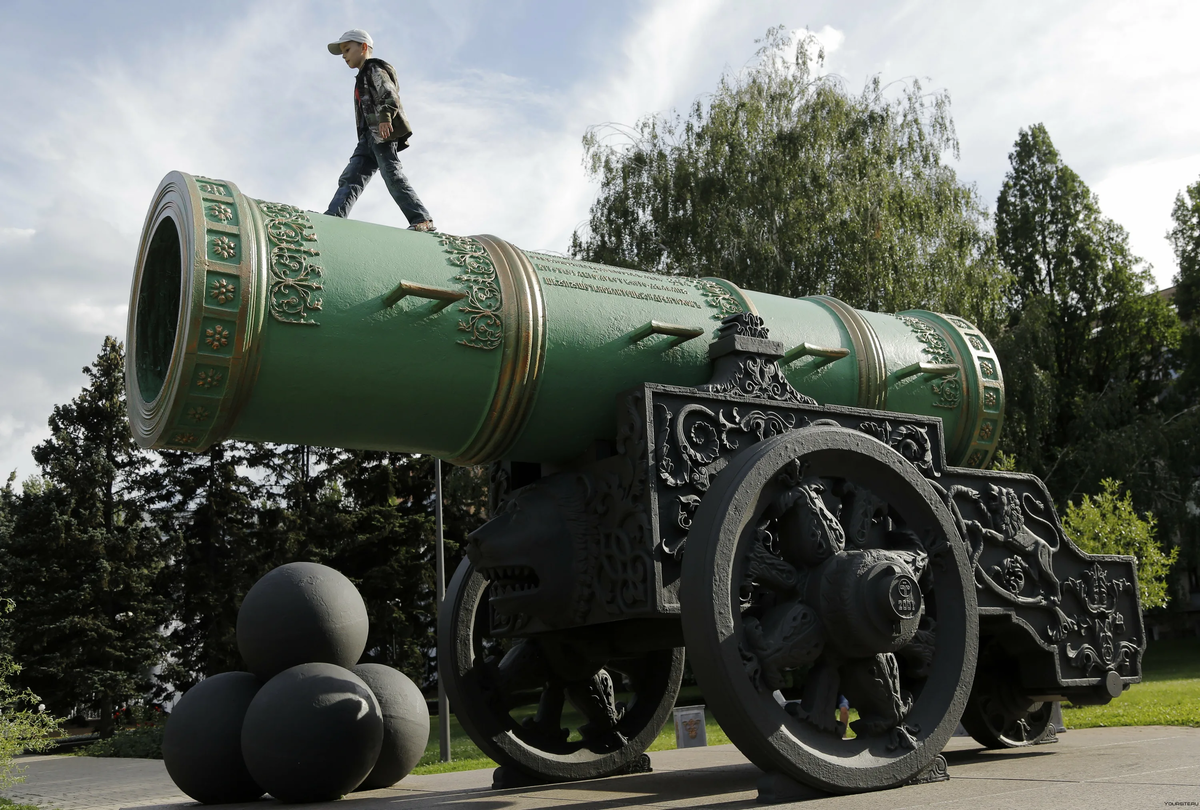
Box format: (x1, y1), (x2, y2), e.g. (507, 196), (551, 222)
(416, 638), (1199, 774)
(1062, 637), (1200, 729)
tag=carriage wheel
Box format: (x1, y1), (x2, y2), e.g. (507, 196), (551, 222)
(960, 642), (1055, 748)
(438, 558), (685, 782)
(680, 426), (978, 793)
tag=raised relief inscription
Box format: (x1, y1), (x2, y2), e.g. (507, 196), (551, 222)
(532, 254), (702, 309)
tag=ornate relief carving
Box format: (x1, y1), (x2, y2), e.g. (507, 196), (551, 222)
(196, 181), (231, 197)
(204, 324), (230, 349)
(695, 279), (744, 320)
(207, 203), (234, 222)
(209, 278), (237, 304)
(734, 462), (938, 746)
(699, 354), (814, 403)
(898, 315), (954, 364)
(856, 421), (936, 477)
(196, 369), (223, 389)
(256, 201), (324, 325)
(186, 405), (211, 423)
(471, 393), (655, 632)
(1064, 563), (1139, 675)
(943, 473), (1142, 681)
(440, 234), (502, 350)
(593, 392), (654, 614)
(211, 235), (237, 260)
(698, 314), (817, 406)
(931, 375), (962, 409)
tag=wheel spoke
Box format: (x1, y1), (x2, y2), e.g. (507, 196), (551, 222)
(681, 427), (978, 793)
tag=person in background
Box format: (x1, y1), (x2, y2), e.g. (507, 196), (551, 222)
(324, 29), (436, 232)
(837, 694), (850, 739)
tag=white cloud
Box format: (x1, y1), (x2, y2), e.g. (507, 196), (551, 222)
(2, 0), (1200, 481)
(0, 227), (35, 245)
(1093, 155), (1200, 288)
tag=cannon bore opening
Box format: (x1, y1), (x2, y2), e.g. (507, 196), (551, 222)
(135, 216), (183, 403)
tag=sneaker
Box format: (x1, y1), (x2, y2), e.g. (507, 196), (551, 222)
(409, 220), (437, 232)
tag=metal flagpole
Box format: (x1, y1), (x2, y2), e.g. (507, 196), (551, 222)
(435, 458), (451, 762)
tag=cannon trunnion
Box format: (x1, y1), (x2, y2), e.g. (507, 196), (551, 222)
(447, 315), (1143, 793)
(127, 173), (1144, 796)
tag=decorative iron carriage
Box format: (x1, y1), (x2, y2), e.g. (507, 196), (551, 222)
(128, 172), (1144, 795)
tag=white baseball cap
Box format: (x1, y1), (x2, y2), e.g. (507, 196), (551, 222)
(327, 29), (374, 55)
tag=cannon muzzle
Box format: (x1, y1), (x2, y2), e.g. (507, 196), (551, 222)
(127, 172), (1005, 467)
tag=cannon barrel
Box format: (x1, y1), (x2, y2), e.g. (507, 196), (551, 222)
(126, 172), (1004, 467)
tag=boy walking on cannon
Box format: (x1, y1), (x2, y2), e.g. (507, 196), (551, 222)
(325, 29), (436, 232)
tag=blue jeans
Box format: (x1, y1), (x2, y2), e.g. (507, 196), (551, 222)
(325, 137), (433, 225)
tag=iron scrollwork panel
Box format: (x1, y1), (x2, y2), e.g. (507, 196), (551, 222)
(939, 470), (1143, 687)
(647, 386), (950, 611)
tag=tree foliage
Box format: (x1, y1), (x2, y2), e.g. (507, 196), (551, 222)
(1169, 177), (1200, 401)
(993, 124), (1179, 499)
(141, 441), (275, 693)
(573, 26), (1007, 328)
(1064, 479), (1178, 610)
(0, 599), (62, 788)
(1160, 175), (1200, 577)
(0, 334), (491, 712)
(0, 338), (171, 734)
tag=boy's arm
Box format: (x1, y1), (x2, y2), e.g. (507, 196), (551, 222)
(365, 63), (401, 135)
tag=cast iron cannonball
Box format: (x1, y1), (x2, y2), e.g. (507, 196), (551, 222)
(161, 672), (264, 804)
(237, 562), (369, 681)
(241, 662), (384, 803)
(352, 664), (431, 789)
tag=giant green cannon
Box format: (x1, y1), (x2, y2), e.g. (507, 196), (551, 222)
(128, 172), (1144, 796)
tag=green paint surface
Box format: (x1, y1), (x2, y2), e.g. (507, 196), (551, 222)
(135, 173), (1003, 467)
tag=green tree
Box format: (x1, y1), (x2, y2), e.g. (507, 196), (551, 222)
(1162, 176), (1200, 591)
(143, 441), (273, 694)
(993, 124), (1178, 497)
(0, 599), (61, 789)
(573, 26), (1008, 328)
(1063, 479), (1178, 609)
(0, 337), (170, 735)
(300, 450), (486, 686)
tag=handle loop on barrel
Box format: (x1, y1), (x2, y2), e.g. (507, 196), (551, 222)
(384, 280), (467, 310)
(891, 362), (959, 381)
(781, 342), (851, 365)
(631, 320), (705, 345)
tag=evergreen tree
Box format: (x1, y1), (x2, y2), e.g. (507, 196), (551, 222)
(302, 450), (486, 687)
(143, 441), (270, 693)
(1169, 177), (1200, 402)
(1161, 176), (1200, 593)
(0, 337), (170, 735)
(993, 124), (1178, 500)
(573, 26), (1007, 329)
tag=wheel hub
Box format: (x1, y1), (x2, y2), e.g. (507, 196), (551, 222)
(816, 551), (926, 660)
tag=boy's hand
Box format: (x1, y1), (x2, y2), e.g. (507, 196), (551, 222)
(379, 122), (393, 140)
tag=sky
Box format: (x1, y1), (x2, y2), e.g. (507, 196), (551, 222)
(1, 0), (1199, 482)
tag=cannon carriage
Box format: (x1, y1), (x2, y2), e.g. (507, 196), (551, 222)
(127, 172), (1144, 795)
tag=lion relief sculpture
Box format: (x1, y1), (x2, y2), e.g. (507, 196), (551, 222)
(467, 474), (600, 631)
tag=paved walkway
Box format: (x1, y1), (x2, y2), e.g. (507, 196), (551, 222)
(4, 726), (1198, 809)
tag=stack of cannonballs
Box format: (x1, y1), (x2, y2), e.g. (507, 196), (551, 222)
(162, 562), (430, 804)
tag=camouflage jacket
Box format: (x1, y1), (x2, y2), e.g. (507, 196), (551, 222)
(354, 58), (413, 147)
